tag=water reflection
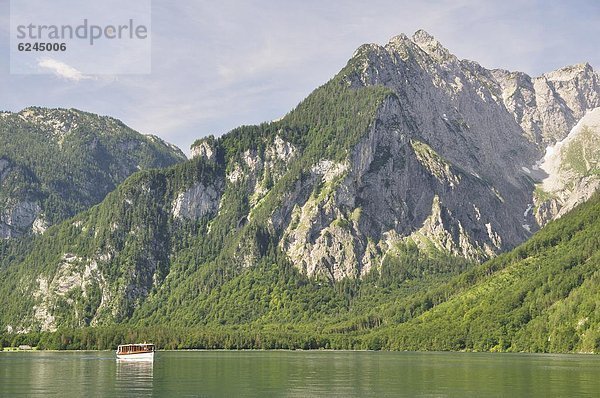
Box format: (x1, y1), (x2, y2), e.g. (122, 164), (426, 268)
(2, 351), (600, 397)
(116, 359), (154, 395)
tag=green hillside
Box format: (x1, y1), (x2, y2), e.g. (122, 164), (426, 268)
(370, 193), (600, 353)
(0, 107), (185, 237)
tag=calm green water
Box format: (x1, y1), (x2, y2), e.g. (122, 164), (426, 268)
(1, 351), (599, 397)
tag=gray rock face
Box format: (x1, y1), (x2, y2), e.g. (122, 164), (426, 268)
(492, 63), (600, 146)
(0, 200), (41, 239)
(172, 182), (221, 220)
(32, 253), (109, 331)
(278, 95), (523, 281)
(227, 134), (298, 208)
(191, 139), (216, 162)
(273, 30), (600, 280)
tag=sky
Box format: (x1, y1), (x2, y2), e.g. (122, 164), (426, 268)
(1, 0), (599, 155)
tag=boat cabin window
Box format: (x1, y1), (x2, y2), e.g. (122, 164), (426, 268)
(118, 344), (154, 354)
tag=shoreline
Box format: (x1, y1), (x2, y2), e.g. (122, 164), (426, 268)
(1, 348), (597, 355)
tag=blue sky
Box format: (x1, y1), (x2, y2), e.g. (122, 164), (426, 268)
(1, 0), (599, 154)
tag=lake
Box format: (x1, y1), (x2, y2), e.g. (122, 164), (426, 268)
(1, 350), (599, 397)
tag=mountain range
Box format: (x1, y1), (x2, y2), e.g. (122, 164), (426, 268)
(1, 30), (599, 353)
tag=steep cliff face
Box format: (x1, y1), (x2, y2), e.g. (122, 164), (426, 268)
(0, 107), (186, 238)
(276, 94), (517, 281)
(493, 63), (600, 146)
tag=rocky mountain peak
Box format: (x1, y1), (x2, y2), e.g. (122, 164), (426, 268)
(335, 29), (600, 264)
(410, 29), (455, 63)
(383, 34), (418, 62)
(387, 33), (410, 46)
(543, 62), (596, 82)
(411, 29), (436, 45)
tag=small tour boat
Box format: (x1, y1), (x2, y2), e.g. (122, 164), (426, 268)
(116, 343), (155, 361)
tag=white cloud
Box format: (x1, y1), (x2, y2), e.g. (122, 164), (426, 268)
(37, 58), (90, 82)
